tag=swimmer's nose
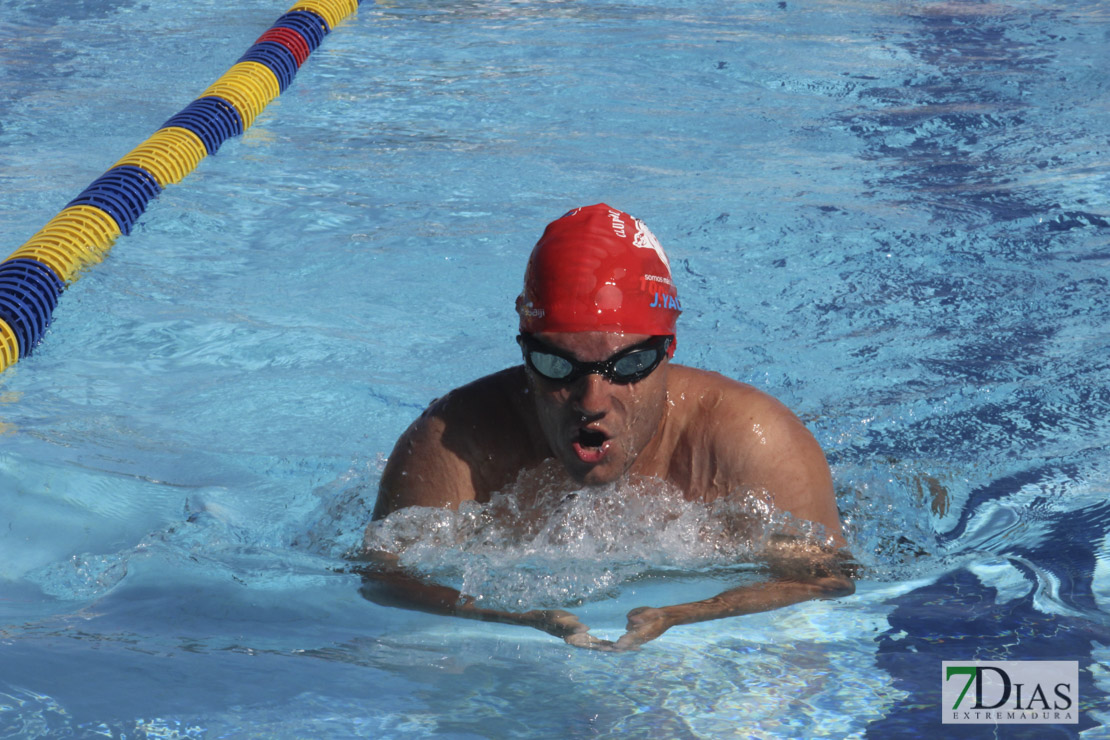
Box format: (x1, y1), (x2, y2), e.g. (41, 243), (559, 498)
(572, 372), (614, 416)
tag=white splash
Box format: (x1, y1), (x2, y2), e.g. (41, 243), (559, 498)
(363, 474), (824, 611)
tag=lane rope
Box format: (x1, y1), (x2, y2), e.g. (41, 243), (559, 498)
(0, 0), (362, 373)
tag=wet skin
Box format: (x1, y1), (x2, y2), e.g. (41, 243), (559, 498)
(364, 331), (853, 650)
(526, 331), (669, 487)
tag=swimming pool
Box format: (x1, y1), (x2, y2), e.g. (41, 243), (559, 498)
(2, 0), (1108, 736)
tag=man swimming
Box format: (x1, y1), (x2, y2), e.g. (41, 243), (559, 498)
(361, 203), (853, 650)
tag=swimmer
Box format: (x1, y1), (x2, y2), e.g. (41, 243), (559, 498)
(360, 204), (854, 651)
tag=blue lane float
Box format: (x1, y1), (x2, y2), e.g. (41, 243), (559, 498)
(66, 166), (163, 236)
(0, 260), (65, 359)
(161, 97), (245, 156)
(0, 0), (362, 371)
(240, 42), (300, 92)
(272, 10), (331, 49)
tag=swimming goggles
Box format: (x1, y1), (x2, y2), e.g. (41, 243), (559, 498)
(517, 334), (672, 385)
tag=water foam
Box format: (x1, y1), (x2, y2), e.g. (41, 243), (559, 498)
(362, 469), (834, 611)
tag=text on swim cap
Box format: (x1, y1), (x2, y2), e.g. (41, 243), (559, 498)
(641, 274), (674, 288)
(608, 209), (627, 238)
(519, 301), (545, 319)
(649, 292), (681, 310)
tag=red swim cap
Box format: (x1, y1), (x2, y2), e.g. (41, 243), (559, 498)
(516, 204), (681, 347)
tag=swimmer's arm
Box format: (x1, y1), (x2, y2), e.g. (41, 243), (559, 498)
(354, 550), (607, 646)
(370, 405), (477, 521)
(370, 372), (529, 521)
(612, 549), (855, 651)
(721, 389), (845, 545)
(596, 389), (854, 650)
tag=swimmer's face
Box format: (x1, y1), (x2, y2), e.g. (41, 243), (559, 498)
(524, 331), (670, 486)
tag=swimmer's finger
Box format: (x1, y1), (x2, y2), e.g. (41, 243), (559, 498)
(552, 611), (590, 634)
(612, 606), (673, 650)
(524, 609), (589, 637)
(612, 631), (647, 652)
(564, 632), (619, 651)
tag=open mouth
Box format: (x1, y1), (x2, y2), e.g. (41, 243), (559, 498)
(578, 428), (608, 448)
(572, 427), (610, 463)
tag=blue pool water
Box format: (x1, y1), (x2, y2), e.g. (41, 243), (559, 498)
(2, 0), (1109, 737)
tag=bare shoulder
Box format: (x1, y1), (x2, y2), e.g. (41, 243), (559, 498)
(667, 365), (799, 436)
(371, 367), (537, 520)
(666, 365), (842, 542)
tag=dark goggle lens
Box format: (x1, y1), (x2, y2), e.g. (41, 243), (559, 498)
(529, 350), (575, 380)
(612, 348), (658, 378)
(519, 335), (670, 384)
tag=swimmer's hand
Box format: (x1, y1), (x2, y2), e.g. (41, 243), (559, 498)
(612, 606), (674, 651)
(523, 607), (677, 651)
(521, 609), (587, 638)
(523, 609), (620, 651)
